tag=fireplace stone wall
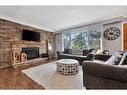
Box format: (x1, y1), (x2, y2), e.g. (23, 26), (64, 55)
(0, 18), (54, 68)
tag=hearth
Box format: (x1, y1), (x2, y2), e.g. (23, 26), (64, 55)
(22, 47), (39, 60)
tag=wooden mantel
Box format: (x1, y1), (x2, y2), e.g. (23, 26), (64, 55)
(11, 40), (47, 52)
(11, 40), (47, 46)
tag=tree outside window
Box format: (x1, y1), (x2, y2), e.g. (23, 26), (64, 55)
(64, 26), (101, 51)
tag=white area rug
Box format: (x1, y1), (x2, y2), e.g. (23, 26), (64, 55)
(22, 61), (84, 89)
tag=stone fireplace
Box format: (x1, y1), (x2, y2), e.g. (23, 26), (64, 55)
(0, 18), (54, 68)
(22, 47), (39, 60)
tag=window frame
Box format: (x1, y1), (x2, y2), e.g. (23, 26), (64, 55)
(63, 26), (103, 50)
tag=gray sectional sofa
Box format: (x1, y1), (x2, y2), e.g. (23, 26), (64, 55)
(57, 48), (95, 65)
(82, 54), (127, 89)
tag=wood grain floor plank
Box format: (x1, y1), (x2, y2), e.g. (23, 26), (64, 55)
(0, 59), (55, 89)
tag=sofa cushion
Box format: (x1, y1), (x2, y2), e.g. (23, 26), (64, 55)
(93, 60), (105, 64)
(59, 53), (89, 65)
(61, 54), (87, 58)
(83, 60), (105, 65)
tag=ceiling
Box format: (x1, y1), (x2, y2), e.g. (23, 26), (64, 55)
(0, 6), (127, 32)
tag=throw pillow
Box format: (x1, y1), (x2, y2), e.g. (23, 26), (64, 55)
(71, 49), (76, 55)
(89, 48), (95, 53)
(71, 49), (82, 55)
(83, 48), (95, 56)
(119, 52), (127, 65)
(83, 49), (89, 56)
(87, 53), (94, 60)
(114, 54), (122, 65)
(64, 49), (72, 54)
(103, 50), (109, 55)
(105, 53), (122, 65)
(118, 50), (125, 55)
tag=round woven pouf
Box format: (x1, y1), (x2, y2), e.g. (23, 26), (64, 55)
(57, 59), (79, 75)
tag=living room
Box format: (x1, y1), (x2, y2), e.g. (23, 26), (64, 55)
(1, 5), (127, 91)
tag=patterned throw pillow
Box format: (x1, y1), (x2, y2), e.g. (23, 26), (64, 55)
(105, 53), (122, 65)
(114, 54), (122, 65)
(119, 52), (127, 65)
(71, 49), (82, 55)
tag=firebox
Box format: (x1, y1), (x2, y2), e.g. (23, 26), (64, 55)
(22, 47), (39, 60)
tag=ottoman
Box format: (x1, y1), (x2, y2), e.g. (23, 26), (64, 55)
(57, 59), (79, 75)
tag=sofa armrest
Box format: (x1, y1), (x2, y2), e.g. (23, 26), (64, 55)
(95, 54), (111, 61)
(82, 62), (127, 82)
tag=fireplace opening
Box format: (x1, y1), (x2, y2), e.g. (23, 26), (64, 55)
(22, 47), (39, 60)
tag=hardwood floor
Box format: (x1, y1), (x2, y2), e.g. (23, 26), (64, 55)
(0, 59), (55, 89)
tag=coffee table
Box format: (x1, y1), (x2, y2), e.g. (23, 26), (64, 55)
(57, 59), (79, 75)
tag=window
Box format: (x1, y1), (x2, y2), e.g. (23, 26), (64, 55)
(64, 26), (102, 50)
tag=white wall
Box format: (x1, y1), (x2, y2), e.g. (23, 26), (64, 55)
(54, 18), (123, 54)
(102, 22), (122, 54)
